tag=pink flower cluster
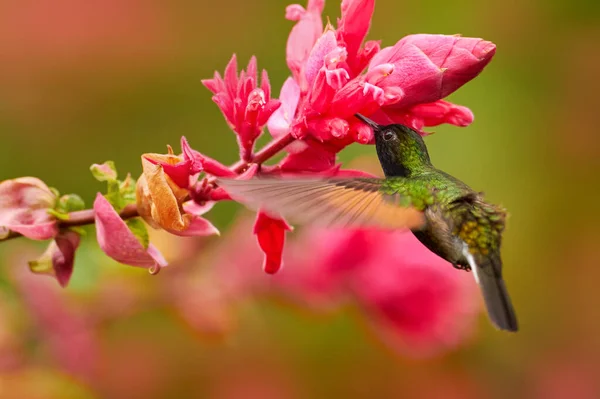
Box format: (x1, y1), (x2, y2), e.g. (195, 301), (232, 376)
(196, 0), (495, 272)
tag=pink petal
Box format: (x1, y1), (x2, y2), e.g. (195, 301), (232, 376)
(223, 54), (239, 100)
(90, 162), (118, 181)
(411, 100), (474, 127)
(354, 40), (381, 73)
(253, 211), (292, 274)
(372, 34), (496, 109)
(286, 0), (324, 88)
(52, 231), (80, 287)
(29, 231), (80, 287)
(143, 155), (191, 189)
(330, 77), (385, 118)
(304, 30), (338, 87)
(9, 222), (58, 240)
(336, 0), (375, 74)
(280, 145), (336, 173)
(382, 100), (474, 131)
(168, 216), (219, 237)
(94, 193), (167, 269)
(401, 35), (496, 97)
(285, 4), (306, 21)
(305, 117), (350, 142)
(309, 67), (350, 113)
(267, 77), (301, 138)
(183, 200), (215, 216)
(181, 137), (236, 178)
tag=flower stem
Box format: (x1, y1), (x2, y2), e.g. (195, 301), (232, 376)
(0, 204), (139, 243)
(231, 132), (295, 173)
(1, 132), (297, 243)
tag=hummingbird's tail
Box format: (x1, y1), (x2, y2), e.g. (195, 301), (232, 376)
(462, 245), (519, 332)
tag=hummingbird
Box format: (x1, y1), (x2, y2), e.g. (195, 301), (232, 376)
(217, 114), (518, 332)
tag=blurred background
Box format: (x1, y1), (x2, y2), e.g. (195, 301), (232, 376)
(1, 0), (600, 398)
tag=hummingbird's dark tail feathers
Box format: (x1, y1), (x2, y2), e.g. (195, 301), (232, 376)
(462, 245), (519, 332)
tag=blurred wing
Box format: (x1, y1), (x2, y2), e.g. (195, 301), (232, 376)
(217, 177), (425, 230)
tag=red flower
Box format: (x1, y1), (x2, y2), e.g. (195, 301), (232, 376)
(253, 212), (293, 274)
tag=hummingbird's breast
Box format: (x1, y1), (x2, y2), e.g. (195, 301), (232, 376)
(412, 206), (468, 266)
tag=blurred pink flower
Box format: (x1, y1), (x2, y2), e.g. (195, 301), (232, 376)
(11, 266), (98, 383)
(94, 193), (167, 270)
(202, 55), (282, 161)
(286, 229), (478, 357)
(204, 217), (479, 358)
(0, 177), (58, 240)
(29, 231), (80, 287)
(350, 232), (479, 357)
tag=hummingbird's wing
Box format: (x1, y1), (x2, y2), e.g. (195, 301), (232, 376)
(217, 177), (426, 230)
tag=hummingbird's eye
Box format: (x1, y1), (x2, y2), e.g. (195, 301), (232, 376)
(382, 130), (396, 141)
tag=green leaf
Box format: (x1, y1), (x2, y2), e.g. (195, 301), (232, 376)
(120, 173), (137, 204)
(90, 161), (118, 182)
(126, 218), (149, 249)
(57, 194), (85, 213)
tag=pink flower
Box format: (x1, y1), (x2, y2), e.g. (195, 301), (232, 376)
(202, 55), (281, 162)
(28, 231), (80, 287)
(271, 0), (495, 149)
(200, 0), (497, 275)
(94, 193), (167, 271)
(0, 177), (58, 240)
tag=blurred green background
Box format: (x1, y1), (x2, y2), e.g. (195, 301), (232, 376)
(1, 0), (600, 398)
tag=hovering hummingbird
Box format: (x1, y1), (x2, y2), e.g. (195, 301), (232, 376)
(218, 114), (518, 332)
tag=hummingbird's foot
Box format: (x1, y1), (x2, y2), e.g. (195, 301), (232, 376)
(452, 263), (472, 272)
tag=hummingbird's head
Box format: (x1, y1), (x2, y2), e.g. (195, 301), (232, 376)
(354, 114), (431, 177)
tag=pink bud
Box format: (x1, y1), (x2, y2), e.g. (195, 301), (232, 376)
(371, 34), (496, 109)
(285, 4), (306, 21)
(0, 177), (58, 240)
(29, 231), (80, 287)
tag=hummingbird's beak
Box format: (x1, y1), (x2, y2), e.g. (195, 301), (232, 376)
(354, 113), (381, 132)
